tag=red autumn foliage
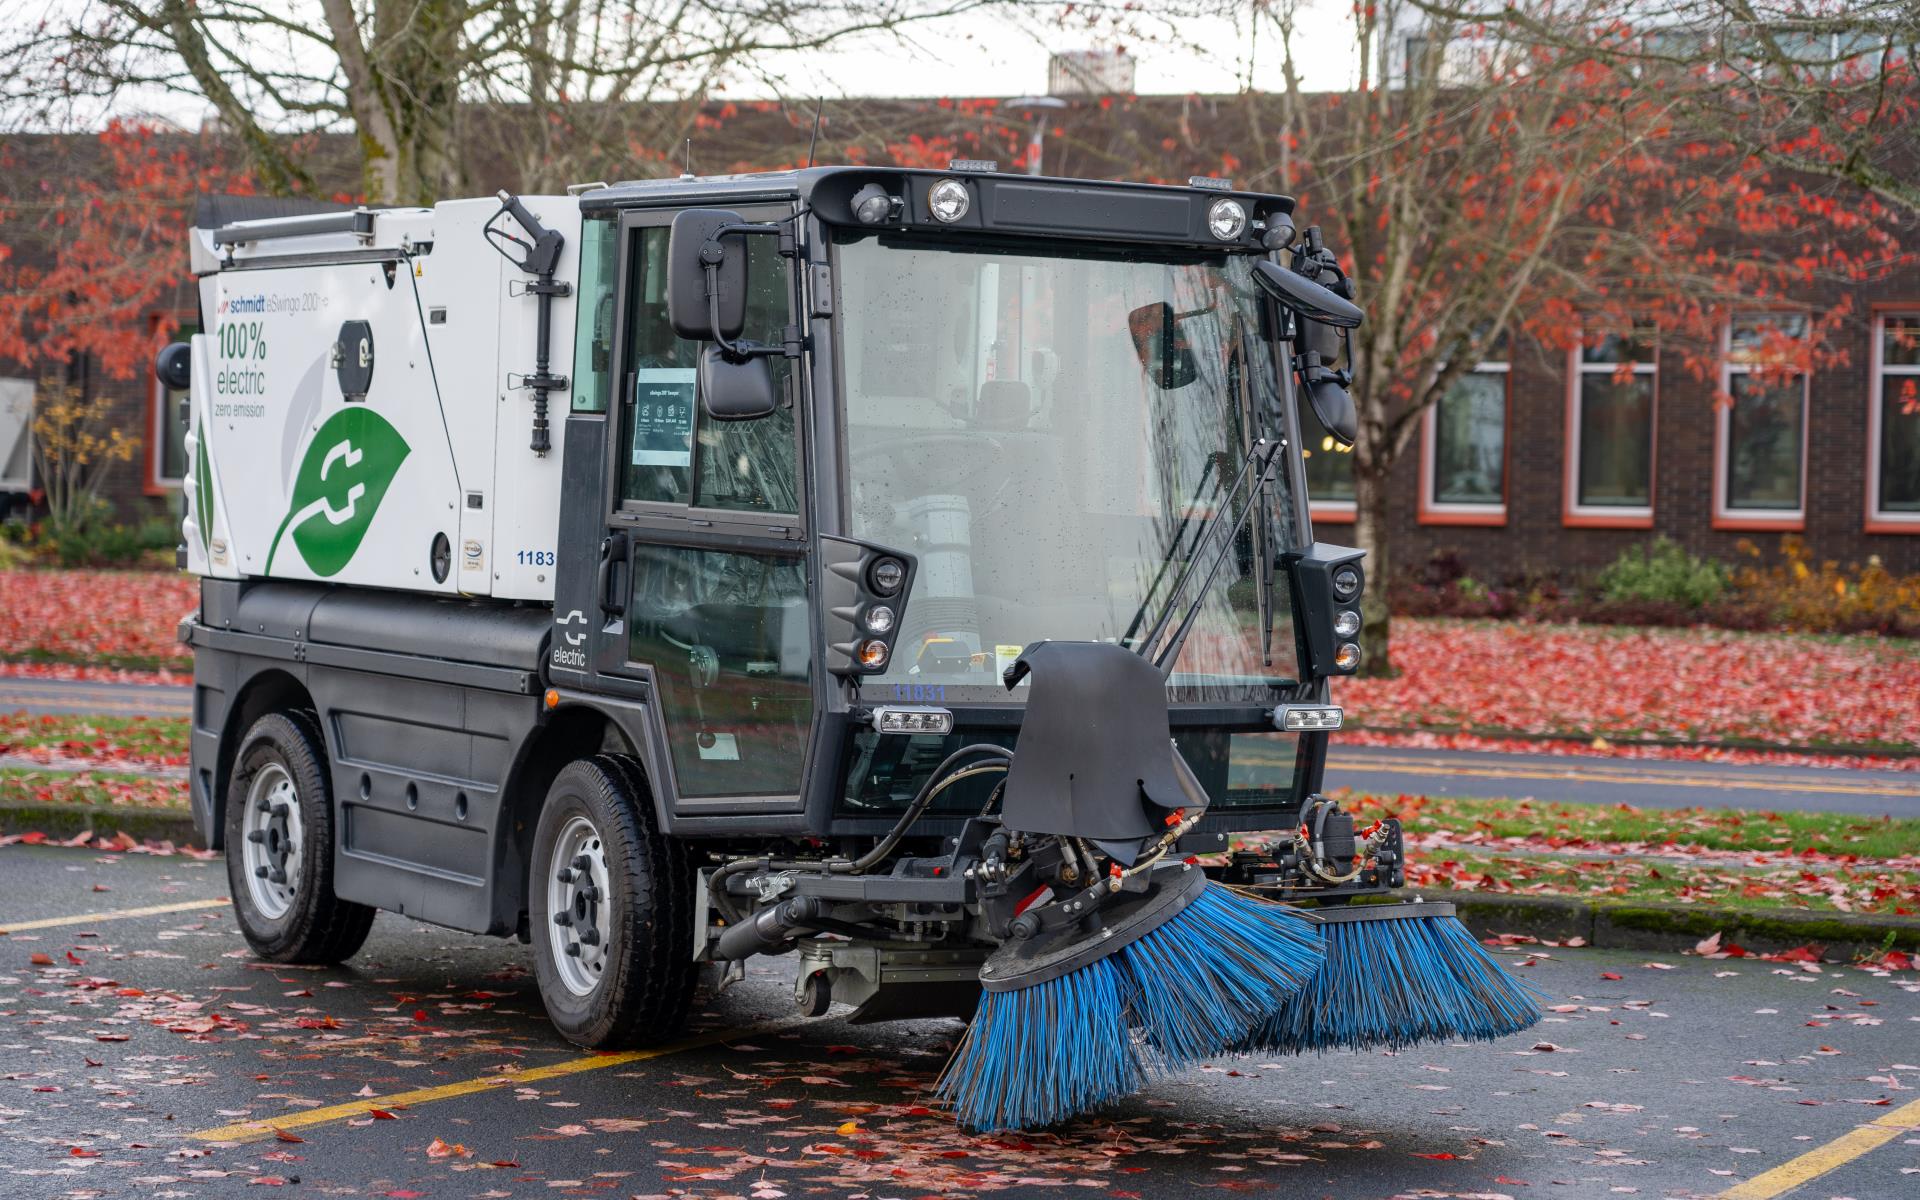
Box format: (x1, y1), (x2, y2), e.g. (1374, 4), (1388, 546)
(1339, 619), (1920, 751)
(0, 122), (252, 380)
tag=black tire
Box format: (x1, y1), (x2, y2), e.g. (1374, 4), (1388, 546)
(224, 711), (376, 964)
(529, 755), (697, 1049)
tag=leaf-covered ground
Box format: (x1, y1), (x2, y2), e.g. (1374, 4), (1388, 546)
(0, 569), (195, 672)
(1341, 619), (1920, 753)
(2, 572), (1916, 753)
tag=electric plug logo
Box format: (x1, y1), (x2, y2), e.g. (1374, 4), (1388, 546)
(264, 408), (411, 576)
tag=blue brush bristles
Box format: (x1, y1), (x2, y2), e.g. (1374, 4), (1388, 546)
(935, 954), (1146, 1132)
(1121, 882), (1325, 1063)
(1245, 909), (1544, 1055)
(938, 879), (1325, 1132)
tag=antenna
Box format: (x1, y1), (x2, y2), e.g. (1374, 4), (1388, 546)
(681, 138), (693, 180)
(805, 97), (825, 168)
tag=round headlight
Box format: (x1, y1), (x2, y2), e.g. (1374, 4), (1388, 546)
(1331, 563), (1363, 600)
(928, 178), (970, 224)
(864, 605), (896, 634)
(1207, 198), (1247, 241)
(857, 639), (890, 670)
(1334, 642), (1362, 672)
(869, 557), (906, 596)
(851, 183), (894, 225)
(1333, 608), (1361, 638)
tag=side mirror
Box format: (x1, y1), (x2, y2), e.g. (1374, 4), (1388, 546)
(1299, 315), (1357, 446)
(1252, 260), (1364, 329)
(1126, 302), (1200, 390)
(698, 345), (778, 421)
(155, 341), (192, 391)
(666, 208), (748, 341)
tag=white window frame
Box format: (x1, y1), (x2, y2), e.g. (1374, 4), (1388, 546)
(1564, 329), (1659, 525)
(1419, 357), (1509, 524)
(1714, 312), (1809, 529)
(1868, 309), (1920, 532)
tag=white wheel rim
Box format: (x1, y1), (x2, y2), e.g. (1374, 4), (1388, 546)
(546, 814), (613, 997)
(241, 763), (303, 920)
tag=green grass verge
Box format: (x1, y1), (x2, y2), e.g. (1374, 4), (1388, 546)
(1342, 791), (1920, 861)
(0, 766), (188, 811)
(1, 711), (189, 763)
(0, 650), (188, 672)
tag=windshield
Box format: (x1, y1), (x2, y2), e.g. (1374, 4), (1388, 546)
(837, 232), (1300, 704)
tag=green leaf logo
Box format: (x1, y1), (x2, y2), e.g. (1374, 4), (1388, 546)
(193, 427), (214, 554)
(265, 408), (411, 577)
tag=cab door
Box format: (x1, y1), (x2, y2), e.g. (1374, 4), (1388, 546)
(589, 205), (812, 815)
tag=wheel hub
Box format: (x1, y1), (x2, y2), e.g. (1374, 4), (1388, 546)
(240, 763), (303, 920)
(547, 815), (612, 996)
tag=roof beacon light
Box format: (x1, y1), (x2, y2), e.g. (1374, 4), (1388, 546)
(1208, 198), (1248, 241)
(948, 159), (998, 173)
(1188, 175), (1234, 191)
(928, 179), (971, 223)
(871, 705), (956, 736)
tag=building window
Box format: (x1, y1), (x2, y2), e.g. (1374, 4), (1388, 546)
(1299, 394), (1355, 522)
(1716, 313), (1808, 528)
(1419, 339), (1508, 525)
(150, 320), (198, 489)
(1565, 330), (1657, 527)
(1869, 311), (1920, 532)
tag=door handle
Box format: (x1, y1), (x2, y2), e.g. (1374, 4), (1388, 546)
(596, 531), (629, 617)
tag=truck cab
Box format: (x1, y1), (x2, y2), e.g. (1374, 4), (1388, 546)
(174, 165), (1390, 1052)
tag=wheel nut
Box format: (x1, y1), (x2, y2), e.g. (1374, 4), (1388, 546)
(555, 867), (574, 883)
(247, 830), (267, 844)
(553, 911), (573, 927)
(564, 942), (582, 957)
(578, 929), (600, 946)
(254, 865), (269, 879)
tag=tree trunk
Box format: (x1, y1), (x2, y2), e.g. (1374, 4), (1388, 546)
(1351, 458), (1395, 677)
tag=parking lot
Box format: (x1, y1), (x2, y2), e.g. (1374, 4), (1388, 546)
(3, 842), (1917, 1200)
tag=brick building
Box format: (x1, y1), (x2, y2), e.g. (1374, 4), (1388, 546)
(2, 95), (1914, 580)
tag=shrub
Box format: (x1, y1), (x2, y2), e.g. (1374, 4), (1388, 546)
(1595, 537), (1729, 607)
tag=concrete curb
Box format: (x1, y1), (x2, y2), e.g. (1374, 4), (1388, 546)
(1435, 889), (1920, 960)
(0, 802), (203, 848)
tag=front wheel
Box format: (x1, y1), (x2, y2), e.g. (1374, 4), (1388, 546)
(529, 756), (696, 1048)
(224, 711), (376, 963)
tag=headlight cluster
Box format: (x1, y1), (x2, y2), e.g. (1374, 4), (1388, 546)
(1286, 543), (1367, 678)
(1330, 562), (1364, 671)
(819, 536), (916, 676)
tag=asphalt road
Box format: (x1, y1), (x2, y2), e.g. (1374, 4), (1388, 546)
(3, 844), (1917, 1200)
(1325, 747), (1920, 817)
(5, 676), (1917, 816)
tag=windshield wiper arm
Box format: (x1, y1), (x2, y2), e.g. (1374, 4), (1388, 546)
(1119, 452), (1232, 651)
(1135, 438), (1285, 678)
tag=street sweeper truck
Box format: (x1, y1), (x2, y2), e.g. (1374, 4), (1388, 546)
(163, 165), (1540, 1131)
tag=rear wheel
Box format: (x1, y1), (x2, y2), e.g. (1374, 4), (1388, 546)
(224, 711), (376, 963)
(529, 756), (696, 1048)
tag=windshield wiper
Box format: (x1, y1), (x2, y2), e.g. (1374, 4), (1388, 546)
(1133, 438), (1285, 679)
(1118, 452), (1232, 652)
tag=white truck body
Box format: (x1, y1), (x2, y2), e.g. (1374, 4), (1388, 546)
(185, 196), (582, 602)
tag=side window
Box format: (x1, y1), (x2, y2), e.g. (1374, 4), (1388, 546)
(570, 216), (617, 414)
(618, 222), (797, 513)
(628, 543), (810, 797)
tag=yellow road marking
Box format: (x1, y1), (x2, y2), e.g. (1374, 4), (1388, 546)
(0, 898), (229, 934)
(191, 1017), (807, 1143)
(1716, 1096), (1920, 1198)
(1325, 756), (1919, 799)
